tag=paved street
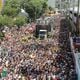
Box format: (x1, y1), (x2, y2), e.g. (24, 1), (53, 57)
(0, 15), (77, 80)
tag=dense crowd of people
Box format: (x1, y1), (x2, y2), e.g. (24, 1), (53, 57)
(0, 16), (77, 80)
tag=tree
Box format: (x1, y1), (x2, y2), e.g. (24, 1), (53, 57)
(2, 0), (48, 20)
(0, 31), (4, 40)
(2, 0), (21, 17)
(41, 1), (48, 13)
(13, 16), (27, 27)
(0, 15), (13, 28)
(0, 0), (48, 30)
(20, 0), (48, 20)
(49, 6), (54, 11)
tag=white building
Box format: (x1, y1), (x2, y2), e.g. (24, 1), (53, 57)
(48, 0), (70, 11)
(55, 0), (74, 10)
(47, 0), (56, 8)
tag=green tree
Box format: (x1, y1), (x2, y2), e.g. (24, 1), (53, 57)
(49, 6), (54, 11)
(0, 0), (48, 29)
(0, 15), (13, 27)
(2, 0), (21, 17)
(13, 16), (27, 27)
(20, 0), (48, 20)
(0, 32), (4, 40)
(2, 0), (48, 20)
(41, 1), (48, 13)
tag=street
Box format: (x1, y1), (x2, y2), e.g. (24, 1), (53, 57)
(0, 15), (77, 80)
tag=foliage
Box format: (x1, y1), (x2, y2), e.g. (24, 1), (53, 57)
(0, 32), (4, 40)
(20, 0), (48, 20)
(2, 0), (48, 20)
(0, 15), (13, 27)
(2, 0), (21, 17)
(0, 15), (27, 28)
(49, 6), (54, 11)
(13, 16), (27, 27)
(0, 0), (48, 28)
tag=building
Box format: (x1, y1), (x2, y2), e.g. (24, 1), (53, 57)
(55, 0), (61, 10)
(47, 0), (56, 8)
(55, 0), (70, 11)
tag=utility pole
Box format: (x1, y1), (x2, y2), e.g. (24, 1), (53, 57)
(65, 0), (68, 16)
(67, 0), (70, 19)
(60, 0), (62, 12)
(71, 0), (77, 35)
(67, 0), (70, 16)
(76, 0), (80, 36)
(72, 0), (75, 20)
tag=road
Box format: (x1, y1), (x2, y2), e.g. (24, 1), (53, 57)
(0, 15), (77, 80)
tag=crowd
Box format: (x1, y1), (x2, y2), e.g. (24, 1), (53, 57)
(0, 17), (77, 80)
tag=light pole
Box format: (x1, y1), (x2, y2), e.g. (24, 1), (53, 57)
(76, 0), (80, 36)
(72, 0), (75, 20)
(67, 0), (70, 16)
(60, 0), (62, 11)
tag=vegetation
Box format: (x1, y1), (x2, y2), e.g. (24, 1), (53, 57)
(2, 0), (21, 17)
(0, 15), (13, 27)
(0, 32), (4, 40)
(14, 16), (27, 27)
(2, 0), (48, 20)
(0, 0), (48, 27)
(0, 0), (48, 39)
(20, 0), (48, 20)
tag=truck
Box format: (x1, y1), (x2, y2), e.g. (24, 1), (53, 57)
(34, 17), (54, 39)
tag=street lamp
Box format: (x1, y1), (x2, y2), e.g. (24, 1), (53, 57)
(60, 0), (62, 11)
(72, 0), (75, 20)
(76, 0), (80, 36)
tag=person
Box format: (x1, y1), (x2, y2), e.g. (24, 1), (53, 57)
(0, 16), (75, 80)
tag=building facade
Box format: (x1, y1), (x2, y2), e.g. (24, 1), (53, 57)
(47, 0), (56, 8)
(55, 0), (71, 10)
